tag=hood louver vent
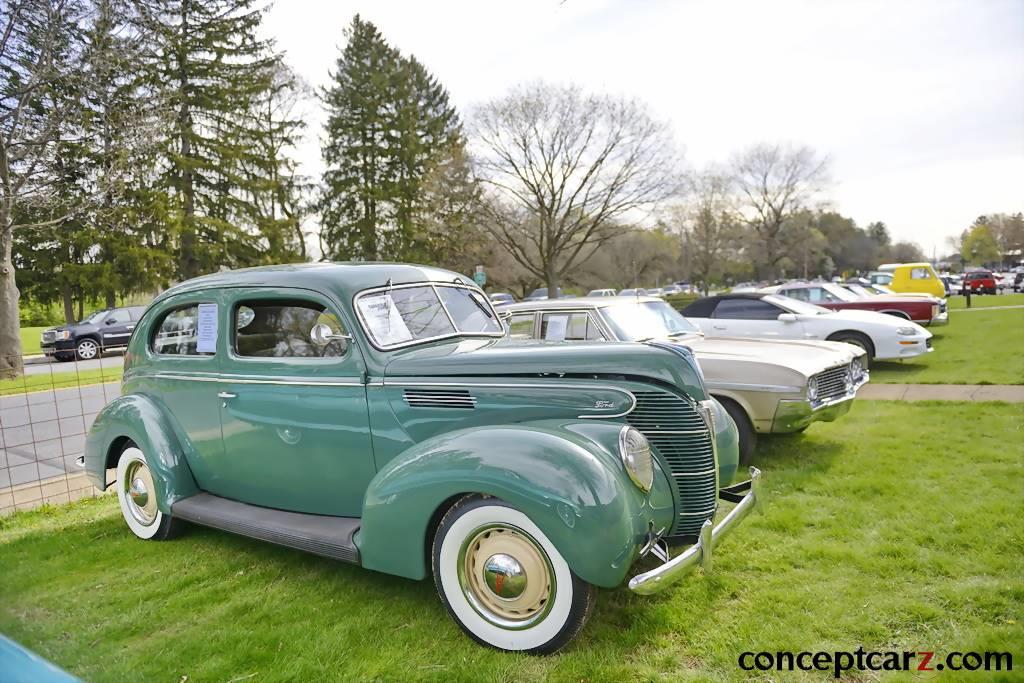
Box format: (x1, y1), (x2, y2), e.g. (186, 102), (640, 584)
(403, 388), (477, 410)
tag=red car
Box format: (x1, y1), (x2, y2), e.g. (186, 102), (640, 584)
(770, 282), (948, 326)
(963, 271), (997, 294)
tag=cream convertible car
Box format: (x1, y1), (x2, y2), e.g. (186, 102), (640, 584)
(505, 297), (869, 463)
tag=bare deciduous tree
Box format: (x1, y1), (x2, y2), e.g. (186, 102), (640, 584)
(471, 82), (682, 296)
(730, 143), (829, 280)
(1, 0), (86, 377)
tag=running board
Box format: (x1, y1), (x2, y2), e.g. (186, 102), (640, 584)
(172, 493), (360, 564)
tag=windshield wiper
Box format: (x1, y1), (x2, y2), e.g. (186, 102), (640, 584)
(465, 291), (495, 320)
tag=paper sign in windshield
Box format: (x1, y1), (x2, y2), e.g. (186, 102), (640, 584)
(358, 293), (413, 345)
(196, 303), (218, 353)
(544, 315), (568, 341)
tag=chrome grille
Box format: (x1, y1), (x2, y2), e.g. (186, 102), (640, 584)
(813, 365), (852, 402)
(403, 388), (476, 409)
(626, 390), (717, 536)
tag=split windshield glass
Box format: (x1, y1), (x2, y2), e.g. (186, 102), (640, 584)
(602, 301), (700, 341)
(356, 284), (502, 349)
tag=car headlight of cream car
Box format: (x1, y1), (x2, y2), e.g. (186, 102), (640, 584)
(618, 426), (654, 492)
(850, 358), (866, 381)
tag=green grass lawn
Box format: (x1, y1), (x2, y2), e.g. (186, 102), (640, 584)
(19, 325), (45, 356)
(870, 306), (1024, 384)
(1, 402), (1021, 682)
(946, 293), (1024, 309)
(0, 366), (123, 396)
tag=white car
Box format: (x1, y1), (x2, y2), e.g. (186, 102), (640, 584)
(680, 293), (932, 366)
(586, 289), (617, 297)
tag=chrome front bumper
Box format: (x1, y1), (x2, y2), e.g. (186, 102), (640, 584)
(629, 467), (762, 595)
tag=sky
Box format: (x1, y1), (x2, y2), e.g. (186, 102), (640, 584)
(263, 0), (1024, 259)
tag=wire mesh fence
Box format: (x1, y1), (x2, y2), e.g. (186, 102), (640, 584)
(0, 353), (124, 515)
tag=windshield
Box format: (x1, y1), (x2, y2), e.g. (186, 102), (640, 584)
(355, 283), (503, 349)
(82, 310), (109, 324)
(845, 284), (873, 297)
(764, 294), (832, 315)
(823, 283), (860, 302)
(601, 301), (700, 341)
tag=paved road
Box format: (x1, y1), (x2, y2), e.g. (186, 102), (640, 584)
(23, 351), (123, 376)
(1, 382), (121, 490)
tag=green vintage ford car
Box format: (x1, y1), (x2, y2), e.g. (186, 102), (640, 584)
(83, 263), (761, 654)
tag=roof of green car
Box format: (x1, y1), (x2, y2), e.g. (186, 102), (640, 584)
(155, 262), (475, 303)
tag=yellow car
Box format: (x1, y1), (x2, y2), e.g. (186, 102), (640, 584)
(875, 262), (946, 298)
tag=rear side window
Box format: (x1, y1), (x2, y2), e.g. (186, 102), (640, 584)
(713, 298), (782, 320)
(540, 312), (605, 341)
(507, 313), (535, 339)
(234, 299), (348, 358)
(107, 309), (132, 324)
(152, 304), (212, 356)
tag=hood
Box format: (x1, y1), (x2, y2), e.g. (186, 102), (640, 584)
(679, 334), (860, 378)
(384, 337), (708, 399)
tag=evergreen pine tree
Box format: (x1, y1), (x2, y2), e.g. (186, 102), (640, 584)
(319, 15), (469, 263)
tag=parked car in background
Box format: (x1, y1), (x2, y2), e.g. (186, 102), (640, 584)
(940, 275), (962, 296)
(963, 270), (997, 294)
(618, 288), (649, 296)
(730, 282), (760, 293)
(84, 262), (759, 654)
(40, 306), (147, 361)
(875, 262), (946, 298)
(586, 288), (617, 297)
(488, 292), (516, 306)
(662, 284), (682, 296)
(681, 293), (933, 366)
(996, 273), (1015, 292)
(1014, 272), (1024, 293)
(506, 296), (868, 463)
(768, 282), (947, 326)
(523, 287), (563, 301)
(646, 288), (664, 297)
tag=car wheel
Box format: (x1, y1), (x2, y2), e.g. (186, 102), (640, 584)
(432, 495), (595, 654)
(116, 445), (181, 541)
(75, 338), (99, 360)
(827, 331), (875, 368)
(717, 397), (756, 466)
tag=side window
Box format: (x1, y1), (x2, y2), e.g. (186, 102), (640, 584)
(781, 288), (810, 302)
(128, 307), (146, 321)
(107, 309), (132, 324)
(541, 313), (605, 341)
(234, 299), (348, 358)
(152, 304), (212, 356)
(507, 313), (536, 339)
(911, 268), (931, 280)
(713, 299), (782, 320)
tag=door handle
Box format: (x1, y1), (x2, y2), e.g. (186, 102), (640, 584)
(217, 391), (237, 399)
(712, 325), (727, 331)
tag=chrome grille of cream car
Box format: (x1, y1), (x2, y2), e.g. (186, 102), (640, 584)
(403, 388), (477, 409)
(627, 390), (717, 536)
(812, 365), (852, 403)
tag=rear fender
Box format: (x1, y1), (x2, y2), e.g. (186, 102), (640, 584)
(83, 393), (198, 513)
(357, 420), (675, 588)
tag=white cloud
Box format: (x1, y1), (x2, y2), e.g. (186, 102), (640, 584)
(265, 0), (1024, 259)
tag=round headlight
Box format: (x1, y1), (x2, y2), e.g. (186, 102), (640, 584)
(851, 358), (865, 380)
(618, 426), (654, 492)
(807, 378), (819, 401)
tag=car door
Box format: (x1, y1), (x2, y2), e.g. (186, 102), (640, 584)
(99, 307), (135, 350)
(707, 298), (803, 339)
(215, 289), (373, 517)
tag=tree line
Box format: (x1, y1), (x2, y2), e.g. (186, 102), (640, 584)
(3, 5), (1020, 376)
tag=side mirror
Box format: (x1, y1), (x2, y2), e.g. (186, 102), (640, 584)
(778, 313), (798, 323)
(310, 323), (351, 347)
(105, 318), (117, 325)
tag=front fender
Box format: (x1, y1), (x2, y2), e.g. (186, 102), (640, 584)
(357, 420), (675, 588)
(83, 393), (199, 513)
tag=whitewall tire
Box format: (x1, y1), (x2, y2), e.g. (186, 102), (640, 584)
(116, 445), (180, 541)
(432, 496), (595, 654)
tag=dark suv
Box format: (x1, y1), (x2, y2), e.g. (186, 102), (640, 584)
(40, 306), (146, 361)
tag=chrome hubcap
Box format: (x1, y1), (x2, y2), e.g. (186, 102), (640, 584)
(482, 553), (527, 600)
(458, 524), (555, 629)
(123, 460), (157, 526)
(78, 341), (97, 358)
